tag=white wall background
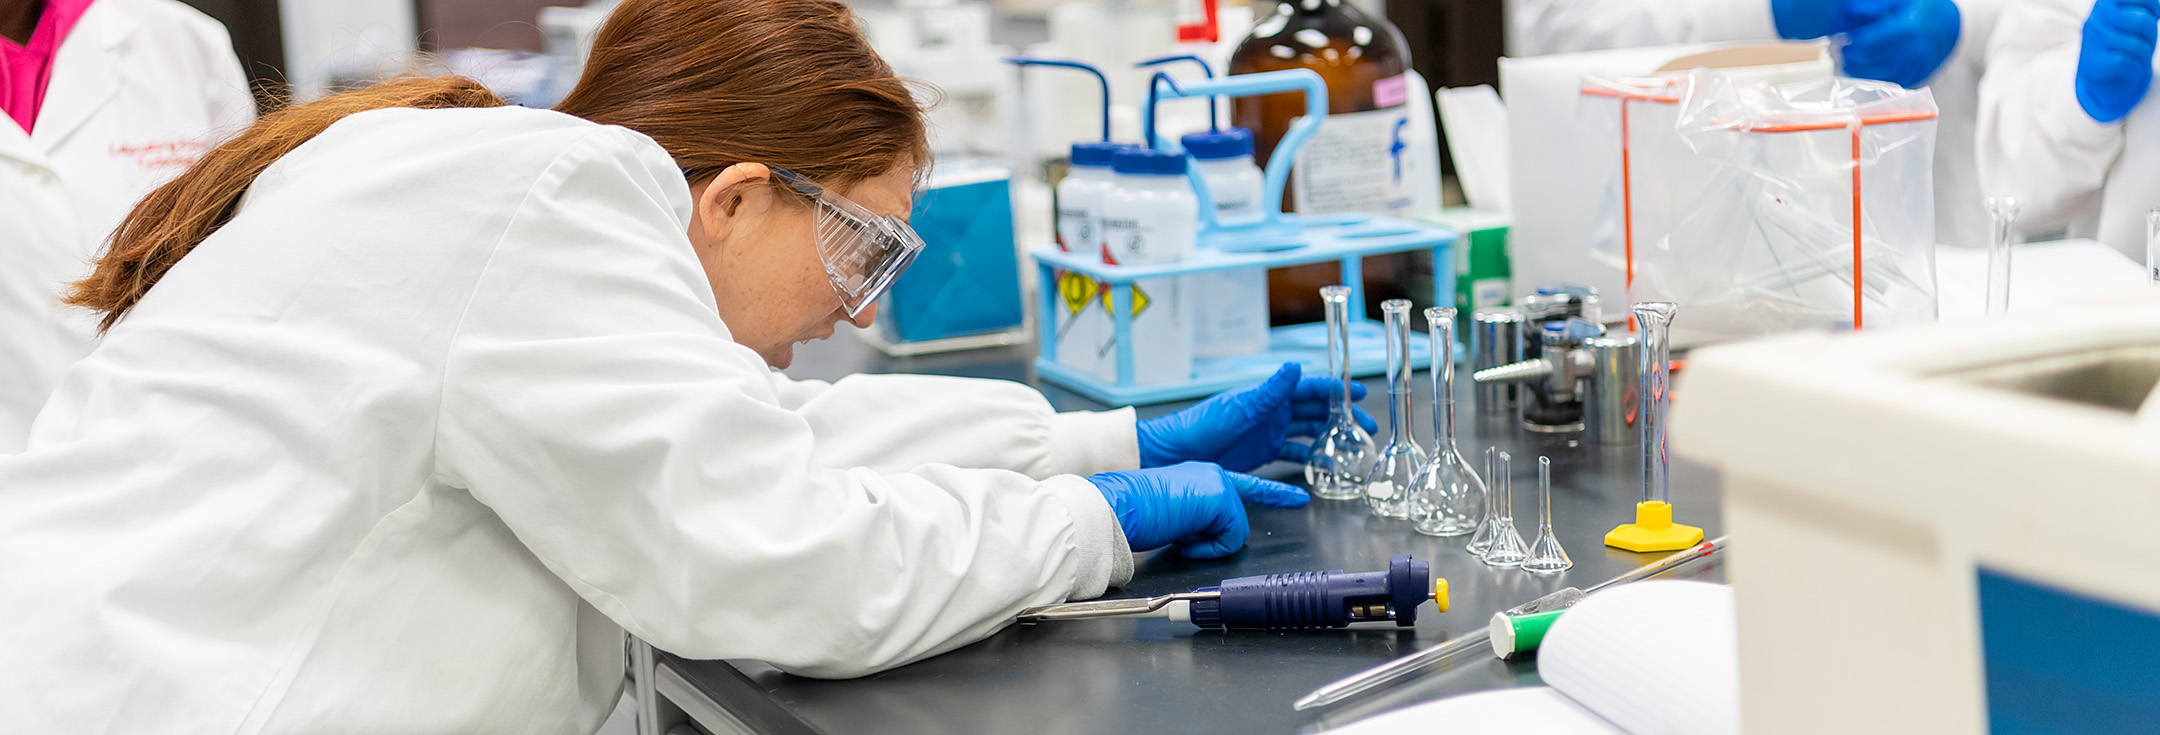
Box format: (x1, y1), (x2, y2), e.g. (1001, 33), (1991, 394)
(276, 0), (418, 101)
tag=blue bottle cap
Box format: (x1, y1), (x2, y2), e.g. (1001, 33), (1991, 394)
(1535, 283), (1597, 298)
(1070, 141), (1128, 168)
(1112, 148), (1188, 175)
(1180, 127), (1254, 160)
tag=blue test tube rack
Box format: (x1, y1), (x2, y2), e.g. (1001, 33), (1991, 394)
(1031, 68), (1460, 406)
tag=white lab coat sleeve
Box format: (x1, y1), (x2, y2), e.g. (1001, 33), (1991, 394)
(433, 128), (1132, 679)
(1510, 0), (1777, 56)
(767, 372), (1140, 479)
(1974, 0), (2121, 231)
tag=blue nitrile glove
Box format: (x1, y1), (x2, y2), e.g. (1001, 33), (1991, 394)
(1087, 461), (1311, 558)
(1135, 362), (1378, 472)
(1839, 0), (1961, 88)
(1771, 0), (1898, 40)
(2077, 0), (2160, 123)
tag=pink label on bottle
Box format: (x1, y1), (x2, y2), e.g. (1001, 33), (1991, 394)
(1374, 74), (1409, 108)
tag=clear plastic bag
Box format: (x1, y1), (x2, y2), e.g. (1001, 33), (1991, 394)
(1638, 70), (1939, 343)
(1578, 75), (1697, 289)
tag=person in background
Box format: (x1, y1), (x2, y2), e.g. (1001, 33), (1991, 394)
(0, 0), (1374, 731)
(0, 0), (254, 453)
(1976, 0), (2160, 260)
(1511, 0), (1999, 248)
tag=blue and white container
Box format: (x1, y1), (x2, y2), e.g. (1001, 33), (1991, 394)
(1184, 127), (1271, 359)
(1098, 148), (1197, 385)
(1051, 141), (1128, 373)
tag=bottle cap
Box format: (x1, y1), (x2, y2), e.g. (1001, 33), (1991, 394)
(1112, 148), (1188, 176)
(1070, 141), (1128, 168)
(1180, 127), (1254, 160)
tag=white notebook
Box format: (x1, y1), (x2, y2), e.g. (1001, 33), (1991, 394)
(1324, 581), (1739, 735)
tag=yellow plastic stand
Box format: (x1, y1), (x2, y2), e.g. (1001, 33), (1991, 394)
(1604, 500), (1703, 552)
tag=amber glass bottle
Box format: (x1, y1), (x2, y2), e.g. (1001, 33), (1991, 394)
(1228, 0), (1411, 196)
(1229, 0), (1415, 322)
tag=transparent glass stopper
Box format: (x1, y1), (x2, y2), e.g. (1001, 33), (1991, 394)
(1304, 285), (1374, 500)
(1364, 299), (1425, 519)
(1467, 446), (1500, 555)
(1479, 451), (1528, 567)
(1411, 306), (1483, 536)
(1522, 456), (1574, 574)
(1986, 197), (2019, 317)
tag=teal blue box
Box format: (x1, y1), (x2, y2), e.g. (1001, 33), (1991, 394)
(874, 163), (1024, 344)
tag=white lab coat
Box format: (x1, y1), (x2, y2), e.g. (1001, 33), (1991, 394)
(0, 105), (1138, 734)
(1507, 0), (2002, 248)
(1976, 0), (2159, 259)
(0, 0), (254, 453)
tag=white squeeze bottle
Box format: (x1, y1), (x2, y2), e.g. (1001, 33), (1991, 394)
(1097, 147), (1196, 385)
(1053, 141), (1128, 374)
(1182, 127), (1270, 359)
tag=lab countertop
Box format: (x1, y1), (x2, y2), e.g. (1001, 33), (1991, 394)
(658, 330), (1725, 735)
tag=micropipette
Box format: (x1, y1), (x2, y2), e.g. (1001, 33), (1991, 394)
(1017, 554), (1446, 630)
(1291, 536), (1727, 711)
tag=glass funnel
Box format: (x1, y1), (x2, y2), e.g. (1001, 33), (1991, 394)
(1304, 286), (1374, 499)
(1363, 299), (1425, 519)
(1410, 306), (1483, 536)
(1523, 456), (1573, 573)
(1467, 446), (1500, 554)
(1479, 451), (1527, 567)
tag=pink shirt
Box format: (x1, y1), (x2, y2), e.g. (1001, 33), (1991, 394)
(0, 0), (97, 134)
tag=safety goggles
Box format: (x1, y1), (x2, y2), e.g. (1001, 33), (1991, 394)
(770, 167), (926, 318)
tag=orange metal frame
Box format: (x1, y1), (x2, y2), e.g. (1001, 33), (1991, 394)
(1580, 81), (1936, 331)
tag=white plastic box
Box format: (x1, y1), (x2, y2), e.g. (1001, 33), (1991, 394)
(1672, 291), (2160, 734)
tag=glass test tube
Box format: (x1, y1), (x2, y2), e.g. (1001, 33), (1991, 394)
(1634, 302), (1678, 508)
(1986, 197), (2019, 317)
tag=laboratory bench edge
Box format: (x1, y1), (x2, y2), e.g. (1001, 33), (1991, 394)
(635, 331), (1725, 735)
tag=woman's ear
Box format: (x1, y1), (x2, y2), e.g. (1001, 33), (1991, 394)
(692, 163), (773, 248)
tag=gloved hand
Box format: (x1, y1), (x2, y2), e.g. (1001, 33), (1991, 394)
(1771, 0), (1898, 40)
(1839, 0), (1961, 88)
(2077, 0), (2160, 124)
(1087, 461), (1310, 558)
(1135, 363), (1377, 473)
